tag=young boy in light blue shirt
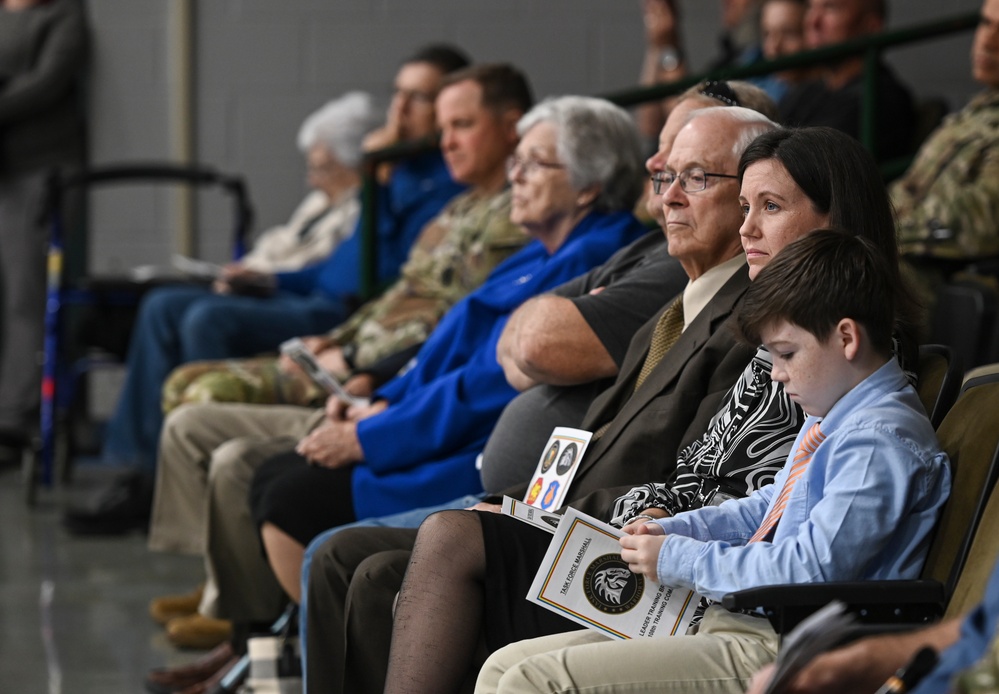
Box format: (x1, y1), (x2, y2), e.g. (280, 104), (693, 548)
(481, 229), (951, 694)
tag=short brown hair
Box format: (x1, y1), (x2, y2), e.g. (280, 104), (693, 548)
(404, 44), (471, 74)
(737, 228), (897, 355)
(440, 64), (534, 116)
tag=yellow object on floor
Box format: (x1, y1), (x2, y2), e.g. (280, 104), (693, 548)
(149, 584), (204, 625)
(166, 613), (234, 650)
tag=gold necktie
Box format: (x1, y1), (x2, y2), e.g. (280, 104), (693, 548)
(749, 422), (826, 543)
(634, 295), (684, 392)
(591, 295), (684, 441)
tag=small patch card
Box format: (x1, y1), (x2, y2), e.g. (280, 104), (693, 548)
(527, 507), (701, 640)
(520, 427), (593, 512)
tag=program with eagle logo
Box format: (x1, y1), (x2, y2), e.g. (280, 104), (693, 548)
(526, 508), (702, 640)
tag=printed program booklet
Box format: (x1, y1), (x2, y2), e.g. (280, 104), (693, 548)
(526, 507), (702, 640)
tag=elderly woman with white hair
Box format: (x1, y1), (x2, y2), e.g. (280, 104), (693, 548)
(81, 92), (379, 490)
(234, 91), (378, 273)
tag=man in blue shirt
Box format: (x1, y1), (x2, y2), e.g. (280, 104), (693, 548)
(472, 230), (950, 694)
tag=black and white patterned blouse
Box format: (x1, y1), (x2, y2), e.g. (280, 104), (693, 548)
(608, 337), (916, 527)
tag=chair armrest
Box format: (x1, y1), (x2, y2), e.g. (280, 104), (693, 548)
(722, 580), (946, 634)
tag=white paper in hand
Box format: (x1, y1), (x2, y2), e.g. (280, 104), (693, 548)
(279, 337), (368, 407)
(526, 507), (701, 640)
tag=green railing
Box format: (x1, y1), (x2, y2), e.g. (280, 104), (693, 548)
(603, 10), (978, 154)
(358, 137), (439, 298)
(356, 10), (979, 298)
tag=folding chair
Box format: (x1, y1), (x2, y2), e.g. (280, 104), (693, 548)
(26, 163), (253, 504)
(916, 344), (962, 428)
(929, 278), (999, 369)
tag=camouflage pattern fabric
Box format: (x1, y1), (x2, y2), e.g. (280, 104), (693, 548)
(955, 630), (999, 693)
(894, 89), (999, 261)
(329, 188), (524, 368)
(161, 189), (525, 413)
(162, 357), (325, 414)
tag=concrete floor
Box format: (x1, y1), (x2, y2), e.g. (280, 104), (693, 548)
(0, 463), (205, 693)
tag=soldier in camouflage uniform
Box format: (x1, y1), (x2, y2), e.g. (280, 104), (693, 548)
(162, 189), (525, 412)
(893, 2), (999, 305)
(893, 91), (999, 262)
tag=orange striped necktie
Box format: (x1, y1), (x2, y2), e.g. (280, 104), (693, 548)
(748, 422), (826, 544)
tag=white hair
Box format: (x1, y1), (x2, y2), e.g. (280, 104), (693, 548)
(296, 91), (380, 168)
(683, 106), (780, 159)
(516, 95), (645, 212)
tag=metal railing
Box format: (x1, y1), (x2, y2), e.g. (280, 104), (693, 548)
(355, 10), (980, 298)
(602, 10), (978, 154)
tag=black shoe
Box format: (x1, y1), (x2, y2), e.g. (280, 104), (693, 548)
(62, 469), (153, 536)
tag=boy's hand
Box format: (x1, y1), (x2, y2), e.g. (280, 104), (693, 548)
(345, 398), (388, 421)
(621, 508), (669, 532)
(619, 525), (665, 582)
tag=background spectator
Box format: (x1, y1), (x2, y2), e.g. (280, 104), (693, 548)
(0, 0), (88, 462)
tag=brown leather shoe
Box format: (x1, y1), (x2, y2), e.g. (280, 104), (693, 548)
(173, 655), (241, 694)
(144, 642), (234, 694)
(166, 614), (234, 650)
(149, 584), (204, 625)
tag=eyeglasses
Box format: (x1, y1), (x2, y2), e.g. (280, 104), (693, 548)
(650, 168), (738, 194)
(506, 154), (566, 177)
(394, 87), (436, 105)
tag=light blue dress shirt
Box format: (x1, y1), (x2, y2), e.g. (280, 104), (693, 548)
(651, 357), (951, 602)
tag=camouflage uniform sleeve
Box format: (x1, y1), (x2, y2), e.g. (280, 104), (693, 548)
(324, 194), (468, 348)
(334, 190), (528, 370)
(894, 93), (999, 259)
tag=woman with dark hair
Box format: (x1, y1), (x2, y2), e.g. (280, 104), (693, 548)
(738, 126), (920, 358)
(381, 126), (920, 694)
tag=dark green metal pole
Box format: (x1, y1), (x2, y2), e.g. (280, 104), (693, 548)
(861, 47), (880, 155)
(359, 163), (379, 300)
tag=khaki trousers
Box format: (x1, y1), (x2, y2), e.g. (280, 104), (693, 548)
(476, 605), (779, 694)
(147, 402), (322, 622)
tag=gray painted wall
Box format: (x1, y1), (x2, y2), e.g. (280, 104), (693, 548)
(84, 0), (983, 273)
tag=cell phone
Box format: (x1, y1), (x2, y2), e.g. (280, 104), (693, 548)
(279, 338), (368, 407)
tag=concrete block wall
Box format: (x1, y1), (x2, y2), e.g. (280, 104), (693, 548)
(84, 0), (982, 273)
